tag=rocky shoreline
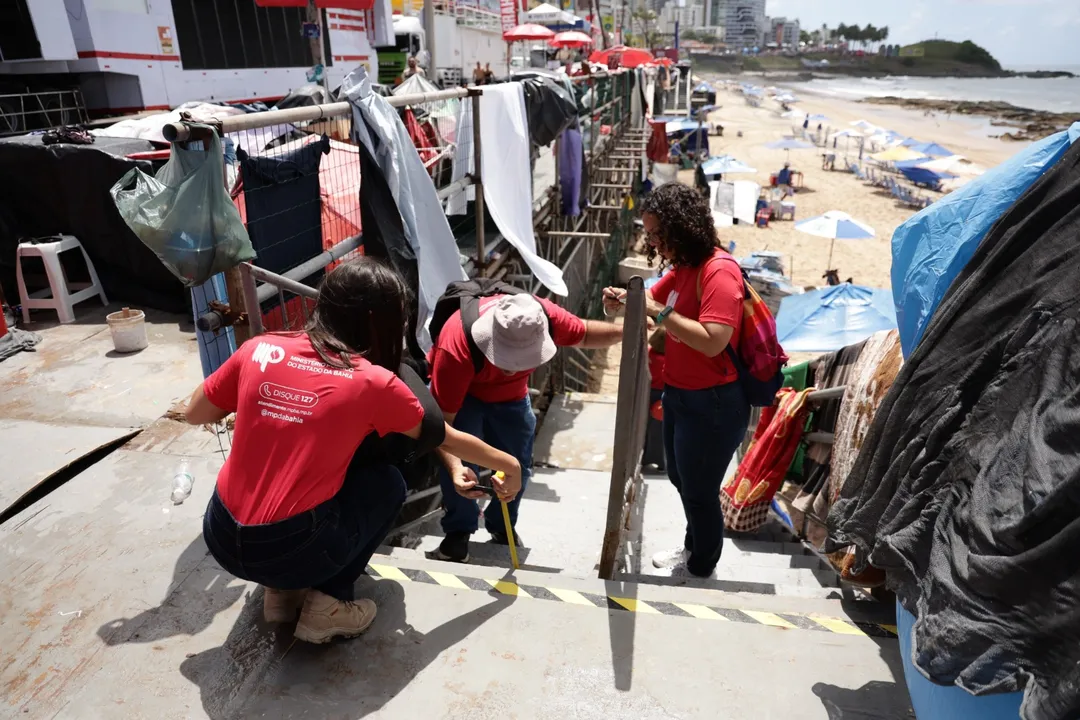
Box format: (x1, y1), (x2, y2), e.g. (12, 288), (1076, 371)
(861, 96), (1079, 141)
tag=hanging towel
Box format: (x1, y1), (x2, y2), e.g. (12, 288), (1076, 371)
(341, 66), (467, 352)
(477, 83), (567, 296)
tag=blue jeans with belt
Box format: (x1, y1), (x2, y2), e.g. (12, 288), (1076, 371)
(203, 464), (406, 601)
(440, 394), (535, 535)
(663, 382), (750, 576)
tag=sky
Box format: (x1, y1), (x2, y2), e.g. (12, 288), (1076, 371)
(765, 0), (1080, 70)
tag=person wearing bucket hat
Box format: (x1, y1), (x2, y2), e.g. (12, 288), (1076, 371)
(428, 292), (623, 563)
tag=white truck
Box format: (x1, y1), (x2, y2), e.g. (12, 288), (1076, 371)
(376, 7), (507, 88)
(0, 0), (387, 133)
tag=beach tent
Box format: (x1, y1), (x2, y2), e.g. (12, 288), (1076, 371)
(871, 146), (927, 163)
(910, 141), (953, 158)
(900, 137), (923, 147)
(899, 166), (957, 186)
(776, 284), (897, 352)
(890, 122), (1080, 356)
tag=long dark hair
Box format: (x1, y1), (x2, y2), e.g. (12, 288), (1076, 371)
(641, 182), (719, 268)
(306, 257), (409, 371)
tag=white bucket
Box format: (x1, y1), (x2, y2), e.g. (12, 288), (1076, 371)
(106, 307), (149, 353)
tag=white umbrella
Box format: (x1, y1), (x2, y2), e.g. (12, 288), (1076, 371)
(851, 119), (881, 132)
(796, 210), (876, 268)
(829, 129), (864, 140)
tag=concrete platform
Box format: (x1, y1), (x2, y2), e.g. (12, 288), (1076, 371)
(533, 393), (618, 471)
(0, 305), (203, 516)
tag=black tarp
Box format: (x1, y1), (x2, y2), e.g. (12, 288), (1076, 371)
(512, 71), (579, 148)
(827, 139), (1080, 720)
(0, 135), (187, 313)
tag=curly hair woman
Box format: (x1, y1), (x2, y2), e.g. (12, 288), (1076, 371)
(604, 182), (750, 579)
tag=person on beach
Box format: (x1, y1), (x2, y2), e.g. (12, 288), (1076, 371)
(428, 293), (624, 563)
(603, 182), (750, 579)
(184, 258), (522, 644)
(777, 162), (793, 193)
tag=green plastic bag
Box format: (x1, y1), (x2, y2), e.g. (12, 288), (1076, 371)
(111, 126), (255, 287)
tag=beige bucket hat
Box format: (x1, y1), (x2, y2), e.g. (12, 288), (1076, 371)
(470, 294), (556, 373)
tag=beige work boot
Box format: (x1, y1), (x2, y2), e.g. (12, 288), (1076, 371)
(263, 587), (308, 623)
(293, 590), (377, 644)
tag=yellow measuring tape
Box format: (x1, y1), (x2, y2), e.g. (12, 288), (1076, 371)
(495, 472), (520, 570)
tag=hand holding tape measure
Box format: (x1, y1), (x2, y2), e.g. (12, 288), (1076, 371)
(474, 469), (521, 570)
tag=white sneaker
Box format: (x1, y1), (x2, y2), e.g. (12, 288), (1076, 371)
(651, 547), (690, 569)
(658, 562), (716, 580)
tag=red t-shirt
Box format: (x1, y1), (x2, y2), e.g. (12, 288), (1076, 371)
(648, 249), (744, 390)
(429, 295), (587, 413)
(204, 334), (424, 525)
(648, 348), (665, 390)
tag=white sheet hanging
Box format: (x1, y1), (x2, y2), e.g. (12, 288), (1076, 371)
(445, 100), (475, 217)
(732, 180), (760, 225)
(479, 83), (567, 296)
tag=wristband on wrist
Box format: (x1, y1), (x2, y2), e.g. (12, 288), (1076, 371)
(655, 306), (674, 324)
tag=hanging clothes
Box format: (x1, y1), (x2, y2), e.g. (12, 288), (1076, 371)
(558, 128), (583, 217)
(828, 137), (1080, 720)
(476, 82), (567, 296)
(720, 388), (814, 533)
(646, 120), (669, 163)
(341, 66), (467, 352)
(404, 108), (438, 172)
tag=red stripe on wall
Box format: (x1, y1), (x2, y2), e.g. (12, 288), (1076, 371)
(334, 55), (369, 61)
(332, 22), (367, 32)
(78, 50), (181, 62)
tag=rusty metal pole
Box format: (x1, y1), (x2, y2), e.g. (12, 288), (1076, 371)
(226, 268), (252, 345)
(471, 91), (486, 272)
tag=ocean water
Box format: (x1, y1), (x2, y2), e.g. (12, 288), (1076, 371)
(796, 75), (1080, 114)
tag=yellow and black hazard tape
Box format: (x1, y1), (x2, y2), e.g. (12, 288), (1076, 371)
(365, 563), (898, 639)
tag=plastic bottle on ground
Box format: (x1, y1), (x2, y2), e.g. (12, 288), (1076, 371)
(171, 459), (194, 505)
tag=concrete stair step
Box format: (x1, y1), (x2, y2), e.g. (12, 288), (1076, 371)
(369, 547), (893, 626)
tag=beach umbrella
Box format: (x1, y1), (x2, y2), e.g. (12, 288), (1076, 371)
(503, 23), (556, 41)
(765, 136), (814, 161)
(795, 210), (876, 268)
(550, 30), (592, 48)
(776, 284), (897, 353)
(910, 141), (954, 158)
(829, 129), (863, 140)
(899, 166), (958, 185)
(701, 155), (757, 176)
(900, 137), (923, 147)
(807, 114), (829, 121)
(871, 146), (928, 163)
(589, 45), (653, 68)
(917, 154), (968, 173)
(850, 120), (880, 132)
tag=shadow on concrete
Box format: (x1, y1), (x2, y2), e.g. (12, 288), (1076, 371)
(180, 574), (516, 718)
(96, 536), (244, 646)
(812, 637), (915, 719)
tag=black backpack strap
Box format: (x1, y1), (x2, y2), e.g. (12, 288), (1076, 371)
(396, 361), (445, 461)
(460, 296), (487, 374)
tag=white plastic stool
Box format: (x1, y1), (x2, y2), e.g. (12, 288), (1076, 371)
(16, 235), (109, 324)
(779, 201), (797, 221)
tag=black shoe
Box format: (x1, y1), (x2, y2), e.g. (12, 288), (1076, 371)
(487, 527), (522, 547)
(429, 531), (471, 563)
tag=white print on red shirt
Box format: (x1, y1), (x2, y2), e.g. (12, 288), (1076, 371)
(251, 342), (286, 372)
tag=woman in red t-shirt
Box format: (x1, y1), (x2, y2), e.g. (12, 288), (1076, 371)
(183, 258), (522, 644)
(604, 182), (750, 579)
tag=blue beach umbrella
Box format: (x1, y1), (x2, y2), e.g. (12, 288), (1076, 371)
(777, 284), (898, 352)
(701, 155), (757, 176)
(910, 141), (954, 157)
(796, 210), (876, 268)
(765, 136), (815, 161)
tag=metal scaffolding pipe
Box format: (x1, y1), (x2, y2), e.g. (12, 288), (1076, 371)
(253, 234), (362, 304)
(162, 87), (477, 142)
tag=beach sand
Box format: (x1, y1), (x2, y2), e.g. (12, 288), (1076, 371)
(685, 82), (1028, 291)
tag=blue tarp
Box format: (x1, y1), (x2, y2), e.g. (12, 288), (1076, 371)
(776, 284), (897, 353)
(890, 122), (1080, 357)
(899, 166), (956, 185)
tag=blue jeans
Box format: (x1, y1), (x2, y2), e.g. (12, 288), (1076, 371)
(203, 464), (406, 601)
(663, 382), (750, 576)
(897, 600), (1023, 719)
(440, 394), (535, 535)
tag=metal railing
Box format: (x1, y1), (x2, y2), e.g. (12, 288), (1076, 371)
(598, 276), (651, 579)
(0, 89), (89, 136)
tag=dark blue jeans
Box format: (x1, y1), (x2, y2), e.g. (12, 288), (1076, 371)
(663, 382), (750, 576)
(203, 464), (406, 601)
(439, 394), (535, 535)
